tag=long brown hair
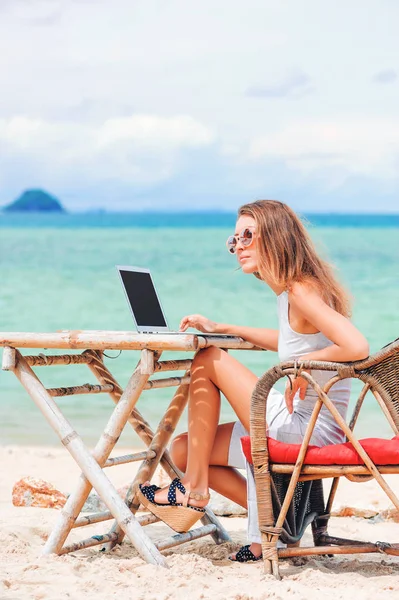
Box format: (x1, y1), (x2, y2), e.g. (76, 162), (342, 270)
(238, 200), (351, 317)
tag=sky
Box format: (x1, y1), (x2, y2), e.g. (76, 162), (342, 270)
(0, 0), (398, 212)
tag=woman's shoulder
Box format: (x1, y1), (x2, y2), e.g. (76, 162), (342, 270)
(287, 280), (322, 302)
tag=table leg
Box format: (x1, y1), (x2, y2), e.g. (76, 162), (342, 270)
(87, 352), (231, 546)
(87, 351), (230, 545)
(13, 352), (167, 567)
(105, 379), (190, 547)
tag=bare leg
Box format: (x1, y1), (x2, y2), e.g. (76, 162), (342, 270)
(171, 424), (261, 559)
(171, 423), (248, 509)
(153, 347), (257, 506)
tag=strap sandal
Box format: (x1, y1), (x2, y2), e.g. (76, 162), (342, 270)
(138, 483), (160, 502)
(229, 545), (262, 563)
(138, 478), (208, 533)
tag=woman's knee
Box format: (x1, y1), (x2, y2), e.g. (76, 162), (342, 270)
(192, 346), (223, 372)
(170, 433), (188, 471)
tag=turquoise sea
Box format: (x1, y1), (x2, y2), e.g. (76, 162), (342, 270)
(1, 212), (398, 447)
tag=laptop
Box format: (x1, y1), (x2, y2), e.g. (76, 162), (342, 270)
(117, 265), (230, 336)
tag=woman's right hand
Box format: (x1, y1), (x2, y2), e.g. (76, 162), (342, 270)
(179, 314), (219, 334)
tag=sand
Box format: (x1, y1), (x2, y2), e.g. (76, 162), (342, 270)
(1, 445), (399, 600)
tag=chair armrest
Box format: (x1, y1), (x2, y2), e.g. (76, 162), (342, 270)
(249, 359), (355, 470)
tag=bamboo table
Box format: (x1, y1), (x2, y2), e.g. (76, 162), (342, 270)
(0, 331), (259, 567)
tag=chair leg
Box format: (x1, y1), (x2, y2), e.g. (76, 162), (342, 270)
(311, 515), (330, 546)
(309, 479), (329, 546)
(261, 531), (281, 579)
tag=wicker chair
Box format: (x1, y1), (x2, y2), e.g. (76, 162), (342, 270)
(248, 338), (399, 579)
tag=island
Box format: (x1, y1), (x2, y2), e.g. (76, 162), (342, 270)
(3, 189), (66, 213)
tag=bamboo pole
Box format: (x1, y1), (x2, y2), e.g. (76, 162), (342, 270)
(106, 379), (191, 548)
(11, 350), (167, 566)
(87, 351), (167, 452)
(154, 359), (192, 372)
(73, 510), (114, 528)
(25, 353), (94, 367)
(59, 533), (119, 555)
(324, 383), (371, 510)
(43, 348), (153, 553)
(48, 383), (114, 397)
(65, 515), (206, 556)
(1, 346), (17, 371)
(271, 464), (399, 476)
(155, 524), (217, 551)
(196, 335), (260, 350)
(324, 381), (369, 520)
(136, 513), (160, 527)
(103, 450), (156, 468)
(278, 543), (399, 558)
(87, 351), (230, 546)
(140, 349), (154, 375)
(73, 510), (159, 529)
(144, 375), (190, 389)
(0, 331), (256, 351)
(42, 351), (156, 557)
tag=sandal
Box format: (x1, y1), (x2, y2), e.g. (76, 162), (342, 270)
(138, 478), (209, 533)
(229, 545), (262, 563)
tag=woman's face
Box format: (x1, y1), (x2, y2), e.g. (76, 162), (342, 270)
(234, 215), (259, 274)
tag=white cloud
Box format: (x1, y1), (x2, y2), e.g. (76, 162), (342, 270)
(0, 1), (398, 210)
(249, 118), (399, 179)
(97, 115), (213, 150)
(0, 114), (214, 185)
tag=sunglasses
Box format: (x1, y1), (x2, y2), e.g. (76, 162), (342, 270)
(226, 228), (256, 254)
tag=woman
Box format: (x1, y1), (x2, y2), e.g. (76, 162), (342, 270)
(138, 200), (369, 561)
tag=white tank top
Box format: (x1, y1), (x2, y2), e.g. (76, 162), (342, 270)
(277, 291), (351, 445)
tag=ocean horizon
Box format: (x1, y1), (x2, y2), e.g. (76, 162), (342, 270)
(1, 211), (398, 445)
(1, 210), (399, 228)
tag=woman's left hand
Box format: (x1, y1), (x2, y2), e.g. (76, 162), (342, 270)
(284, 371), (310, 414)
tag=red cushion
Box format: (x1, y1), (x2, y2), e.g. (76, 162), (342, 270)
(241, 435), (399, 466)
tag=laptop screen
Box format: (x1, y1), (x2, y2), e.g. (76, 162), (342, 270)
(119, 269), (167, 328)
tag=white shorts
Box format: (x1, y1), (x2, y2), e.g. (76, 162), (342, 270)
(227, 386), (306, 468)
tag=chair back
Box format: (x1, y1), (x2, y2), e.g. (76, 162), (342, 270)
(353, 338), (399, 431)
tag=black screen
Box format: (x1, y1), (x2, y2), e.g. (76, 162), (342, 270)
(120, 270), (167, 328)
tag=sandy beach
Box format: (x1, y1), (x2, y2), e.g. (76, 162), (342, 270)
(1, 445), (399, 600)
